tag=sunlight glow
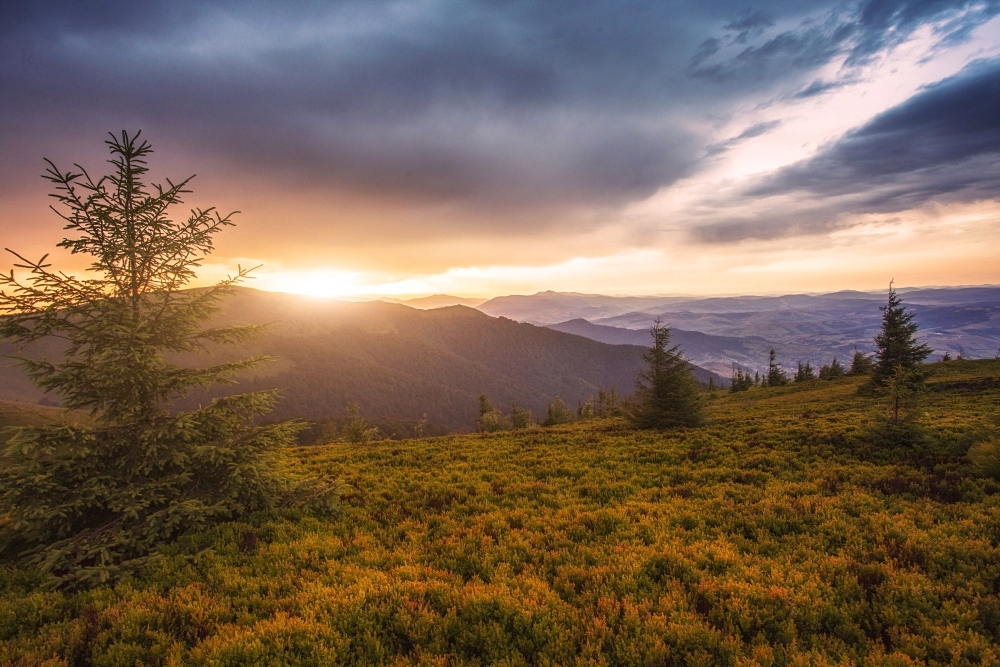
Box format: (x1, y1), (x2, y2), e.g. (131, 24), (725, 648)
(235, 199), (1000, 301)
(253, 269), (365, 299)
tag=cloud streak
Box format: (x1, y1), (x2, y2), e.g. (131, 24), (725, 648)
(692, 57), (1000, 243)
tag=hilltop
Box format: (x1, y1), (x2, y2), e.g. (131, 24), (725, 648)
(3, 359), (998, 664)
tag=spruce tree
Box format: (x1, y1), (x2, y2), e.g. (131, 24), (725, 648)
(631, 319), (703, 429)
(766, 349), (788, 387)
(343, 402), (382, 442)
(729, 365), (753, 393)
(0, 132), (306, 587)
(595, 388), (622, 417)
(872, 283), (931, 387)
(794, 361), (816, 382)
(543, 396), (573, 426)
(509, 404), (533, 429)
(849, 346), (874, 375)
(819, 357), (844, 380)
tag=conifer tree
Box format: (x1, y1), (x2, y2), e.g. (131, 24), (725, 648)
(766, 349), (788, 387)
(343, 402), (382, 442)
(729, 365), (753, 393)
(819, 357), (844, 380)
(631, 319), (703, 429)
(872, 283), (931, 387)
(543, 396), (573, 426)
(595, 388), (622, 417)
(476, 393), (511, 432)
(0, 132), (307, 587)
(509, 404), (533, 429)
(849, 346), (874, 375)
(794, 361), (816, 382)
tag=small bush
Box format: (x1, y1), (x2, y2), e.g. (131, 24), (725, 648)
(968, 438), (1000, 480)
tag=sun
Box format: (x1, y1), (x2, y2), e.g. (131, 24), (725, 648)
(254, 269), (365, 299)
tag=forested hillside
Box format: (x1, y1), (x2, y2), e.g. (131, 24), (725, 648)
(0, 288), (721, 430)
(3, 359), (998, 665)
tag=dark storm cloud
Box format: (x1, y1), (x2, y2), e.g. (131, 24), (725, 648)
(0, 0), (723, 221)
(848, 0), (1000, 63)
(758, 59), (1000, 199)
(1, 0), (998, 235)
(724, 9), (775, 44)
(693, 58), (1000, 243)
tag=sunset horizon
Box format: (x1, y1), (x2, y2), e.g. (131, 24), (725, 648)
(4, 2), (999, 300)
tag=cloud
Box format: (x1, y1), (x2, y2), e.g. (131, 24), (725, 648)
(0, 0), (720, 224)
(705, 120), (782, 156)
(724, 9), (774, 44)
(792, 78), (849, 98)
(1, 0), (998, 244)
(690, 22), (852, 83)
(848, 0), (1000, 64)
(690, 0), (1000, 82)
(692, 58), (1000, 242)
(755, 58), (1000, 198)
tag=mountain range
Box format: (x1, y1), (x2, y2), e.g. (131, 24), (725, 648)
(0, 288), (721, 430)
(5, 285), (996, 428)
(478, 287), (1000, 375)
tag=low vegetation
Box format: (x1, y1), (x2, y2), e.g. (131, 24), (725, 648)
(1, 360), (998, 665)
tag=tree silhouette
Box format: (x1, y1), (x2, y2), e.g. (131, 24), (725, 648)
(766, 349), (788, 387)
(872, 282), (931, 387)
(631, 319), (703, 429)
(0, 131), (307, 587)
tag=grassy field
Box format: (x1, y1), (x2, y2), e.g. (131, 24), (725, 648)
(1, 360), (999, 666)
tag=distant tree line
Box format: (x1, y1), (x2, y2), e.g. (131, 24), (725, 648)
(296, 403), (451, 445)
(728, 345), (878, 394)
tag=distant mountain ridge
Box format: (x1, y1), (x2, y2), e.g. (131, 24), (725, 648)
(547, 319), (771, 377)
(382, 294), (485, 309)
(483, 287), (1000, 372)
(477, 291), (692, 325)
(0, 288), (721, 430)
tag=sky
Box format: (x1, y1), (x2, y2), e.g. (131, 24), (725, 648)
(2, 0), (999, 299)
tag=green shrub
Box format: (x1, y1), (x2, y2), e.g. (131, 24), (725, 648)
(968, 437), (1000, 480)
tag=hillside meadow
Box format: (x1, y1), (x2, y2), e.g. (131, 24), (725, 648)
(1, 360), (999, 666)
